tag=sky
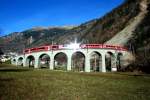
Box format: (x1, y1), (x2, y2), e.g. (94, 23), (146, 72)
(0, 0), (124, 36)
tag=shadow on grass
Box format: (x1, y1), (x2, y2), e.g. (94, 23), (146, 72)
(0, 68), (33, 72)
(0, 78), (14, 82)
(116, 72), (150, 77)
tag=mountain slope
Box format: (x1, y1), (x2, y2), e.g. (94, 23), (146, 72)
(0, 26), (74, 53)
(0, 0), (142, 52)
(127, 0), (150, 73)
(105, 0), (148, 46)
(57, 0), (142, 44)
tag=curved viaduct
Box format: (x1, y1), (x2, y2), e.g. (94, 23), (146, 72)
(12, 44), (128, 72)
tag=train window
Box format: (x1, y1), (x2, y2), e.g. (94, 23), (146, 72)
(52, 45), (59, 48)
(31, 49), (36, 50)
(38, 47), (45, 49)
(31, 48), (37, 51)
(25, 50), (29, 52)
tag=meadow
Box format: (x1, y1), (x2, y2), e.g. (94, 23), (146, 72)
(0, 64), (150, 100)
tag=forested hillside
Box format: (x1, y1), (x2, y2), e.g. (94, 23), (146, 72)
(128, 1), (150, 73)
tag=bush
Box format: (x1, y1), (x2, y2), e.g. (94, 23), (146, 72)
(4, 60), (11, 64)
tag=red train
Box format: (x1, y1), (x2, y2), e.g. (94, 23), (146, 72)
(24, 45), (58, 54)
(24, 44), (128, 54)
(80, 44), (127, 51)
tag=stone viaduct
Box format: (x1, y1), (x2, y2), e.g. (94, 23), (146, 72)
(11, 43), (128, 72)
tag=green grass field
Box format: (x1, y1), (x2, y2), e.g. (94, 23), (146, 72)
(0, 64), (150, 100)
